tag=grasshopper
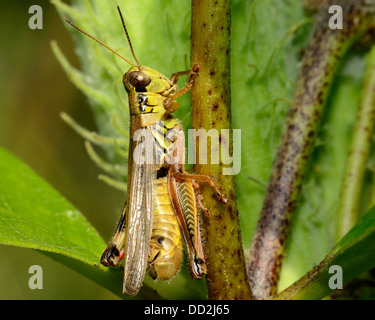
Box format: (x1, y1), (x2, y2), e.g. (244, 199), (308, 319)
(67, 6), (227, 296)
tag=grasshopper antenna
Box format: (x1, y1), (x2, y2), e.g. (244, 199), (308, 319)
(65, 19), (135, 67)
(117, 6), (141, 67)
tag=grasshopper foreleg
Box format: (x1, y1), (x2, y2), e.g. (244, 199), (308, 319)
(163, 65), (199, 112)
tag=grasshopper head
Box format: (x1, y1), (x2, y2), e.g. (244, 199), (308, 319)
(123, 66), (174, 95)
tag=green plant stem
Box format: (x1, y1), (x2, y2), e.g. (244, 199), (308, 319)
(336, 46), (375, 241)
(248, 0), (375, 299)
(190, 0), (252, 300)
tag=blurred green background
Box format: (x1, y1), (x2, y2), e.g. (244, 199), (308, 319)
(0, 1), (123, 299)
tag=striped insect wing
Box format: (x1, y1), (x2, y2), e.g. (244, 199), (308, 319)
(122, 128), (156, 296)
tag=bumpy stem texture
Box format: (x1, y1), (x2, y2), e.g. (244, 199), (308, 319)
(248, 0), (375, 299)
(336, 46), (375, 241)
(190, 0), (252, 299)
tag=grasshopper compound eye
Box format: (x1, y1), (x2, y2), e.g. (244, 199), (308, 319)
(128, 71), (152, 88)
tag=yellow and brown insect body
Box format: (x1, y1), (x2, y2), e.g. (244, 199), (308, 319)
(132, 80), (209, 280)
(144, 112), (207, 281)
(120, 64), (210, 288)
(67, 8), (227, 296)
(128, 87), (185, 281)
(147, 176), (183, 280)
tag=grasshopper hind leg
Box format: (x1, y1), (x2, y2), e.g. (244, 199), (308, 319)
(174, 171), (228, 204)
(100, 206), (127, 267)
(101, 245), (125, 267)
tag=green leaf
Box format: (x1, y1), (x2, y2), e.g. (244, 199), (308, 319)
(0, 145), (105, 263)
(0, 146), (126, 298)
(275, 205), (375, 300)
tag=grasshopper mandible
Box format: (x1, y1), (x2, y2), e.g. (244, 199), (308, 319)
(67, 6), (227, 296)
